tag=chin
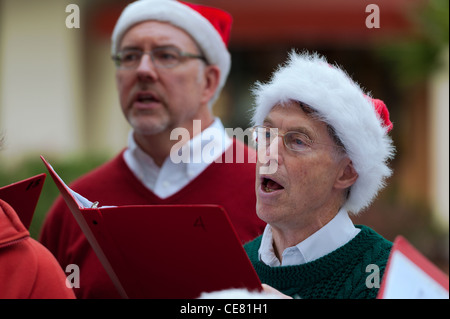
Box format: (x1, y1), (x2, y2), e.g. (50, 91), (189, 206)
(129, 117), (168, 136)
(256, 203), (280, 224)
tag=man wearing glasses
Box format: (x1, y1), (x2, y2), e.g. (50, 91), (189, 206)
(40, 0), (265, 299)
(244, 51), (396, 299)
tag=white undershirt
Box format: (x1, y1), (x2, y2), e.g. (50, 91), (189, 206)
(258, 208), (361, 267)
(123, 118), (232, 199)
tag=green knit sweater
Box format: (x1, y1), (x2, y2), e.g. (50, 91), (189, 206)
(244, 225), (392, 299)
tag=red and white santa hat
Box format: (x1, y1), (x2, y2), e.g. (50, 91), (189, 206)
(252, 50), (395, 215)
(111, 0), (232, 104)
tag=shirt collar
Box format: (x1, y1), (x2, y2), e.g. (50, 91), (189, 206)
(127, 117), (231, 162)
(259, 208), (361, 267)
(123, 118), (232, 198)
(182, 117), (232, 176)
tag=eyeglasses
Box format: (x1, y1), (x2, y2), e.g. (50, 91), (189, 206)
(112, 46), (207, 69)
(250, 125), (343, 153)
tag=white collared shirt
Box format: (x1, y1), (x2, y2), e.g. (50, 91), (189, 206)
(258, 208), (361, 267)
(123, 118), (232, 199)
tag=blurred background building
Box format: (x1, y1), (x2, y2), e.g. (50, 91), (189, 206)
(0, 0), (448, 274)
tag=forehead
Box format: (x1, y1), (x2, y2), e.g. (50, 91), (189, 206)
(119, 20), (198, 50)
(264, 101), (328, 133)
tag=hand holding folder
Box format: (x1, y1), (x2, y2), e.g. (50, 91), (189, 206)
(41, 156), (262, 299)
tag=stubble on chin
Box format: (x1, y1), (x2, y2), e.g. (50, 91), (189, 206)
(127, 110), (170, 136)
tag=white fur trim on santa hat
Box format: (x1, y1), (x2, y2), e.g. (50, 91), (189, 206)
(251, 50), (395, 215)
(111, 0), (231, 105)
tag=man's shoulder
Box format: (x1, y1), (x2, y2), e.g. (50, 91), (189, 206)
(357, 225), (393, 251)
(69, 151), (128, 191)
(351, 225), (393, 278)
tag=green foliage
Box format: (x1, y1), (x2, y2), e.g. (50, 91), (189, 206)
(0, 153), (110, 239)
(377, 0), (449, 87)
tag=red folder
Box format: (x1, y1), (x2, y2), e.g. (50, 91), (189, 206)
(0, 173), (46, 229)
(41, 156), (262, 299)
(378, 235), (449, 299)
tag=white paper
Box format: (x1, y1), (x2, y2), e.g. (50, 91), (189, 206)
(382, 250), (449, 299)
(48, 161), (115, 209)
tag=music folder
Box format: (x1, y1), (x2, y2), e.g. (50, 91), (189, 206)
(41, 156), (262, 299)
(378, 235), (449, 299)
(0, 173), (46, 229)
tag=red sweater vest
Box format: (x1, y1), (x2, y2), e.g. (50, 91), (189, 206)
(40, 139), (265, 298)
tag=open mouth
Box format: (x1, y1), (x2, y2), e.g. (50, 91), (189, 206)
(135, 92), (160, 104)
(261, 177), (284, 193)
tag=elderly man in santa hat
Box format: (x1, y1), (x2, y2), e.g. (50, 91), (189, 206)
(244, 51), (396, 299)
(40, 0), (265, 299)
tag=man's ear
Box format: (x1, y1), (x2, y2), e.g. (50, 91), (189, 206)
(334, 158), (358, 190)
(200, 65), (220, 104)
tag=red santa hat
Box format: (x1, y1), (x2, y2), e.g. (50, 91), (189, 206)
(252, 50), (395, 215)
(111, 0), (232, 104)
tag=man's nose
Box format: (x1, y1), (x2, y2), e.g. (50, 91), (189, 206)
(136, 54), (158, 81)
(257, 136), (283, 174)
(267, 136), (284, 163)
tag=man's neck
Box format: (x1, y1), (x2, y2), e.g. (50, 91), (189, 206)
(133, 116), (215, 167)
(270, 205), (342, 262)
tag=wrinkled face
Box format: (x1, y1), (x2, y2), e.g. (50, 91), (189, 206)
(115, 21), (211, 136)
(255, 101), (349, 230)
